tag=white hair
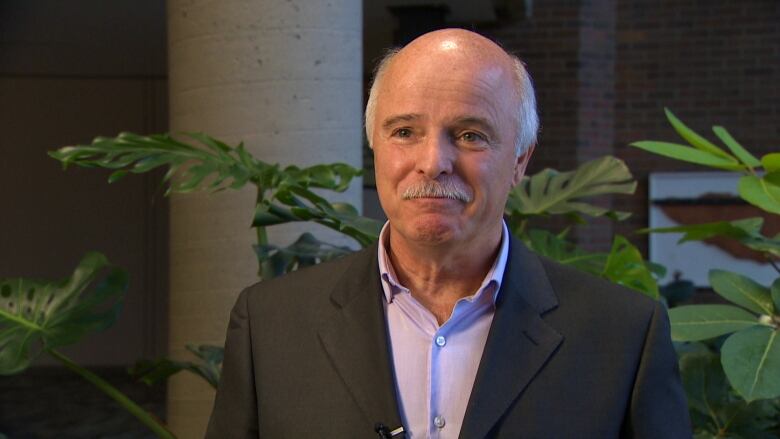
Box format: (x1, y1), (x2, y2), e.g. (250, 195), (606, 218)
(364, 49), (539, 157)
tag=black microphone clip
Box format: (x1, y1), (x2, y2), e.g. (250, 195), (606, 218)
(374, 422), (404, 438)
(375, 423), (392, 438)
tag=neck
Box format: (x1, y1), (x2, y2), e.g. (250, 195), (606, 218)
(386, 222), (503, 323)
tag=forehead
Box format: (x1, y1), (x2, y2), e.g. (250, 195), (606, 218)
(376, 49), (517, 129)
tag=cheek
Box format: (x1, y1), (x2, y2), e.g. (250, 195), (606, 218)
(375, 148), (413, 183)
(467, 159), (515, 201)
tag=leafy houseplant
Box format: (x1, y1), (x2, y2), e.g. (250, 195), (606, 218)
(507, 155), (662, 299)
(1, 131), (658, 437)
(0, 253), (175, 439)
(632, 109), (780, 437)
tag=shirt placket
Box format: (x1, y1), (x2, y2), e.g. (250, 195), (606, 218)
(429, 326), (447, 439)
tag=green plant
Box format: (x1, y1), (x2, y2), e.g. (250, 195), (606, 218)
(678, 343), (779, 438)
(24, 131), (658, 436)
(0, 252), (174, 439)
(50, 132), (381, 280)
(130, 344), (223, 389)
(506, 155), (662, 298)
(633, 109), (780, 437)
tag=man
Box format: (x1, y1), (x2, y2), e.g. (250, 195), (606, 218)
(207, 29), (690, 438)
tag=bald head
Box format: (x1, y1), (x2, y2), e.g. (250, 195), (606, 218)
(365, 29), (538, 156)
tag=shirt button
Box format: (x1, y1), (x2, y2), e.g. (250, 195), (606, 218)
(434, 415), (446, 429)
(435, 335), (446, 347)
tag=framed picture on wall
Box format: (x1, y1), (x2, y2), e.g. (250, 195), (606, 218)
(649, 172), (778, 288)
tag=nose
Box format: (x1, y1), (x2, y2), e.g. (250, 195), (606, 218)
(416, 132), (454, 179)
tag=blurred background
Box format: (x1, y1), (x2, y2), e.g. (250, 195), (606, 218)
(1, 0), (778, 437)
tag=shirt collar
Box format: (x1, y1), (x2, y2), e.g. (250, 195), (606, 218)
(377, 220), (510, 305)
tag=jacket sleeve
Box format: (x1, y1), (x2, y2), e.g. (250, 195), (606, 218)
(205, 288), (259, 439)
(624, 301), (692, 438)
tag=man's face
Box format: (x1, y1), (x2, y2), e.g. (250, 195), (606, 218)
(371, 42), (532, 248)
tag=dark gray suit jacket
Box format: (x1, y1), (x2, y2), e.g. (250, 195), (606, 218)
(206, 238), (691, 438)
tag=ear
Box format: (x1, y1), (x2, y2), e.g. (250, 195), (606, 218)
(511, 144), (535, 187)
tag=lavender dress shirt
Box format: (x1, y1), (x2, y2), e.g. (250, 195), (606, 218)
(377, 221), (509, 439)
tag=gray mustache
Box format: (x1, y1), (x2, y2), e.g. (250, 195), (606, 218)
(401, 180), (473, 203)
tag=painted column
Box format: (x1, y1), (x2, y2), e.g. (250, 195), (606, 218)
(166, 0), (362, 436)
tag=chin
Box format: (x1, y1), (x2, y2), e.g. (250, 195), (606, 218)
(407, 218), (459, 245)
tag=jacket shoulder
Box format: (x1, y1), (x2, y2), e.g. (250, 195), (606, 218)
(537, 253), (658, 316)
(241, 244), (376, 308)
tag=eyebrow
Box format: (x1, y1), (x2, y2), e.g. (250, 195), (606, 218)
(381, 113), (423, 130)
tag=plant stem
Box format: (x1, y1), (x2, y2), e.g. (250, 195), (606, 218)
(254, 186), (276, 280)
(48, 348), (176, 439)
(256, 225), (276, 280)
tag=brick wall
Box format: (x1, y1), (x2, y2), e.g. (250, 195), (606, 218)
(480, 0), (779, 253)
(613, 0), (780, 252)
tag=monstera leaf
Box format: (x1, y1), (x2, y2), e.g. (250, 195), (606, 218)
(0, 252), (127, 375)
(253, 187), (382, 247)
(50, 132), (362, 197)
(506, 156), (636, 221)
(131, 344), (224, 389)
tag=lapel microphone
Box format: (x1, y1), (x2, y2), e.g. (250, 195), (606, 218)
(374, 422), (405, 438)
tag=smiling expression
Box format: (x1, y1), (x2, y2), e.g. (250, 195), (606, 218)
(370, 31), (533, 250)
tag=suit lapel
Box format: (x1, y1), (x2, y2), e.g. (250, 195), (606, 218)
(459, 239), (564, 439)
(317, 245), (403, 433)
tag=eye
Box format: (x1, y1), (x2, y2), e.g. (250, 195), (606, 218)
(461, 132), (482, 142)
(392, 128), (413, 139)
(457, 131), (488, 146)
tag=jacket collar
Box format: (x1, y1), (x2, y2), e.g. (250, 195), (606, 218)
(459, 237), (563, 438)
(318, 237), (563, 438)
(318, 243), (404, 434)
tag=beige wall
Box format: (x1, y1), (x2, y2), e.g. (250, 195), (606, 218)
(0, 0), (169, 365)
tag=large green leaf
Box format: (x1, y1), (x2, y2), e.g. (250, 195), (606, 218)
(506, 156), (636, 219)
(680, 347), (780, 437)
(0, 252), (127, 375)
(669, 305), (759, 341)
(712, 126), (760, 169)
(601, 235), (660, 299)
(721, 326), (780, 401)
(521, 229), (607, 276)
(630, 141), (744, 171)
(643, 217), (780, 259)
(772, 278), (780, 313)
(50, 132), (363, 196)
(253, 190), (381, 248)
(679, 350), (731, 426)
(738, 175), (780, 215)
(761, 153), (780, 173)
(643, 217), (762, 243)
(709, 270), (775, 316)
(130, 344), (223, 389)
(665, 108), (734, 161)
